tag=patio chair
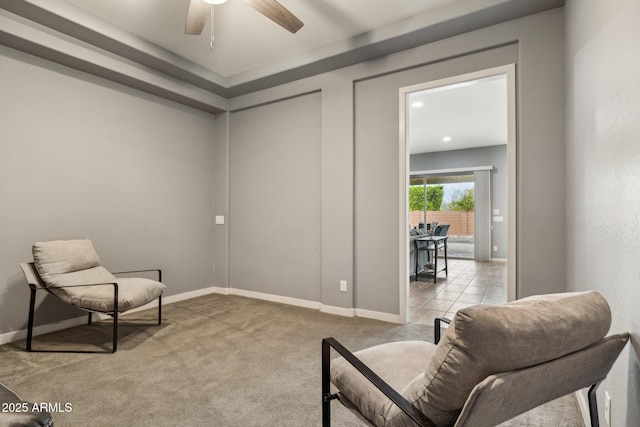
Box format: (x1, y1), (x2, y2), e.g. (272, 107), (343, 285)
(416, 225), (449, 257)
(322, 291), (629, 427)
(430, 224), (449, 257)
(434, 224), (449, 236)
(20, 239), (166, 353)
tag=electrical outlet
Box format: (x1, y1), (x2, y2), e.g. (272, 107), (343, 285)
(340, 280), (348, 292)
(493, 245), (498, 252)
(604, 391), (611, 426)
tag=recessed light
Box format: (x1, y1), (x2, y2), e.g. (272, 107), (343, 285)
(204, 0), (227, 4)
(442, 136), (452, 142)
(411, 101), (424, 108)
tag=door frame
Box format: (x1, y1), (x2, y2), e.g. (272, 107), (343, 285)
(398, 64), (517, 323)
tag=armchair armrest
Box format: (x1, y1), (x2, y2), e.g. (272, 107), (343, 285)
(322, 337), (435, 427)
(434, 317), (451, 344)
(19, 263), (46, 289)
(20, 262), (119, 294)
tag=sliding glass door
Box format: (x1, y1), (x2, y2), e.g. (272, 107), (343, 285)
(409, 173), (476, 259)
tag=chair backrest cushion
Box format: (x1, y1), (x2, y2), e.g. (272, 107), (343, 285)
(454, 332), (629, 427)
(33, 239), (102, 283)
(403, 291), (612, 426)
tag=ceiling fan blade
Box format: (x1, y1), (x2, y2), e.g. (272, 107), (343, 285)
(243, 0), (303, 33)
(185, 0), (210, 35)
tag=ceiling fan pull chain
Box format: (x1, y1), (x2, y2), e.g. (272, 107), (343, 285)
(210, 5), (215, 49)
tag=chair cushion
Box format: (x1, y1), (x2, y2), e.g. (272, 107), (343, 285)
(44, 267), (166, 313)
(330, 340), (437, 426)
(33, 239), (101, 280)
(330, 292), (612, 427)
(404, 291), (612, 426)
(32, 240), (165, 313)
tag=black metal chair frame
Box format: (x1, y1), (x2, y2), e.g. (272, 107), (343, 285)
(25, 266), (162, 354)
(322, 317), (607, 427)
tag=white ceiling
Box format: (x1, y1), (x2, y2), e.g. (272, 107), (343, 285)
(60, 0), (460, 77)
(408, 74), (507, 154)
(2, 0), (564, 101)
(1, 0), (562, 114)
(54, 0), (516, 151)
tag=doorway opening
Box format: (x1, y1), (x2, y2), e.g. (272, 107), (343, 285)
(399, 65), (516, 324)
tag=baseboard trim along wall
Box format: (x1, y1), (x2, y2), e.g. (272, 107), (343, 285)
(214, 287), (320, 310)
(0, 316), (89, 347)
(0, 286), (221, 346)
(211, 286), (402, 322)
(354, 308), (403, 324)
(0, 285), (401, 346)
(320, 305), (356, 318)
(575, 389), (592, 427)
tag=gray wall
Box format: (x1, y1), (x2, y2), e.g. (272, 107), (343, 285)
(1, 7), (568, 332)
(227, 93), (322, 301)
(4, 3), (636, 421)
(410, 145), (508, 259)
(0, 46), (216, 334)
(565, 0), (640, 424)
(224, 8), (566, 315)
(354, 46), (517, 312)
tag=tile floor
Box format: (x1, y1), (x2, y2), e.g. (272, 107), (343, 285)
(410, 258), (507, 325)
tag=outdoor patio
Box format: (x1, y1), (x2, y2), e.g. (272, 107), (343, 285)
(445, 235), (475, 259)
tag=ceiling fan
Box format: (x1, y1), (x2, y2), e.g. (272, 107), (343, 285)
(185, 0), (304, 37)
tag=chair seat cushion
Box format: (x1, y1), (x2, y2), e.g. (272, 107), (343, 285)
(330, 340), (436, 427)
(46, 267), (166, 312)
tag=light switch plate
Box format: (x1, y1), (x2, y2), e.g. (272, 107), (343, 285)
(215, 215), (225, 225)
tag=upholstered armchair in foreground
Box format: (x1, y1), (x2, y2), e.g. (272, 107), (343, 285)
(0, 383), (53, 426)
(322, 291), (629, 427)
(20, 239), (166, 353)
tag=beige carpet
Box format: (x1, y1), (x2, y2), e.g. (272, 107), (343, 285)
(0, 293), (583, 426)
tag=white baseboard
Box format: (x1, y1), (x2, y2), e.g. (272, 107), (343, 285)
(212, 286), (402, 322)
(0, 285), (401, 346)
(320, 305), (355, 317)
(575, 389), (592, 427)
(218, 287), (321, 310)
(0, 286), (222, 346)
(355, 308), (403, 324)
(161, 286), (221, 304)
(0, 316), (89, 346)
(95, 286), (222, 320)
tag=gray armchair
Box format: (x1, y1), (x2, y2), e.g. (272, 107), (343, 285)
(322, 291), (629, 427)
(20, 239), (166, 353)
